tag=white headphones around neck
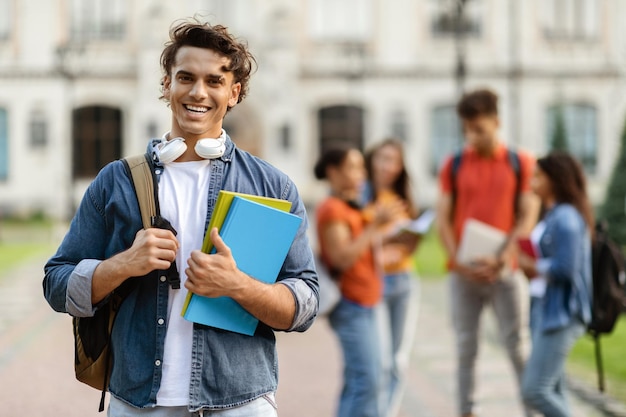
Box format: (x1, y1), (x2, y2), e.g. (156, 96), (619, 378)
(156, 129), (226, 163)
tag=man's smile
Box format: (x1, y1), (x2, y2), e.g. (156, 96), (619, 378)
(184, 104), (209, 113)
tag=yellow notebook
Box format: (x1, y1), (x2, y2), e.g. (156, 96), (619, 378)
(182, 190), (293, 315)
(200, 190), (292, 253)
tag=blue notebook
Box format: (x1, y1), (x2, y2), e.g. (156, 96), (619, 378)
(182, 195), (302, 335)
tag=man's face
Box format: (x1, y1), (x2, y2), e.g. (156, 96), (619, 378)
(162, 46), (241, 140)
(462, 115), (499, 155)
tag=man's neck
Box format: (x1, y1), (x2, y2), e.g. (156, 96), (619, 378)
(474, 137), (500, 157)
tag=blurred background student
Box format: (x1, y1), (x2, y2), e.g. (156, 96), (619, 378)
(518, 151), (593, 417)
(314, 145), (401, 417)
(363, 138), (421, 412)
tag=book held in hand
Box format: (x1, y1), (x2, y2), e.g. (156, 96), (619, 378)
(391, 208), (436, 238)
(517, 237), (539, 259)
(200, 190), (292, 254)
(182, 193), (301, 336)
(456, 218), (507, 265)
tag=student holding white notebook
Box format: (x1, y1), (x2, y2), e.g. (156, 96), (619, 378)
(435, 89), (540, 417)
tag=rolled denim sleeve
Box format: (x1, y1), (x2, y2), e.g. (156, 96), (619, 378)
(66, 259), (101, 317)
(280, 278), (318, 332)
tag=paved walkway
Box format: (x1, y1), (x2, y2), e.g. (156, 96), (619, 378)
(276, 279), (604, 417)
(0, 251), (617, 416)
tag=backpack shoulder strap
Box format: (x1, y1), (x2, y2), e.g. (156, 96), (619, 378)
(451, 150), (463, 180)
(122, 154), (157, 229)
(450, 150), (463, 196)
(449, 150), (463, 218)
(506, 148), (522, 218)
(507, 149), (521, 183)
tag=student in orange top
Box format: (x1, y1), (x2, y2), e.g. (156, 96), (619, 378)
(363, 138), (421, 411)
(435, 88), (540, 417)
(314, 144), (403, 417)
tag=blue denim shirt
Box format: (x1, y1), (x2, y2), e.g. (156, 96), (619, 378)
(43, 136), (319, 410)
(535, 203), (592, 332)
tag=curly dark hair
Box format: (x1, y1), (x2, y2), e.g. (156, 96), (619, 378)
(457, 88), (499, 119)
(537, 150), (595, 230)
(159, 17), (256, 108)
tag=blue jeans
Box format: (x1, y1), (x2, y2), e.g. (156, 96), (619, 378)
(522, 300), (585, 417)
(380, 273), (414, 408)
(329, 298), (381, 417)
(108, 393), (277, 417)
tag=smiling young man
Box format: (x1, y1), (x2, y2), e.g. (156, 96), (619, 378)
(436, 89), (540, 417)
(43, 19), (318, 416)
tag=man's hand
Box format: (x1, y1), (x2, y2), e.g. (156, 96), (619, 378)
(123, 228), (179, 276)
(92, 228), (179, 304)
(455, 256), (502, 283)
(185, 227), (246, 298)
(185, 227), (296, 330)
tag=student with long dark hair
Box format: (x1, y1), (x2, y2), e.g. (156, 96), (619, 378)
(519, 151), (593, 417)
(314, 145), (402, 417)
(363, 138), (420, 411)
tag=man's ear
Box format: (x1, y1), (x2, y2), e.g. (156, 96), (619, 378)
(162, 76), (172, 100)
(228, 82), (242, 108)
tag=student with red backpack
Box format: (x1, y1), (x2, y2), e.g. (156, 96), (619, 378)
(436, 88), (540, 417)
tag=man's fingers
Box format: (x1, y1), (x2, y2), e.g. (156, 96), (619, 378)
(210, 227), (231, 255)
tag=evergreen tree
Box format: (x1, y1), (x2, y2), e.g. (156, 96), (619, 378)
(600, 115), (626, 245)
(551, 105), (568, 151)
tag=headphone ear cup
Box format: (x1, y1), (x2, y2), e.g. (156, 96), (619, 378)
(158, 138), (187, 163)
(195, 138), (226, 159)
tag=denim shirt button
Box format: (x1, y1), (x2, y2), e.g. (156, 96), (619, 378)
(157, 318), (165, 325)
(155, 360), (161, 367)
(159, 275), (167, 282)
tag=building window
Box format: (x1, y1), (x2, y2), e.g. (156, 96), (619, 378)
(0, 108), (7, 181)
(29, 110), (47, 148)
(390, 108), (408, 142)
(280, 124), (291, 150)
(308, 0), (372, 42)
(318, 105), (364, 156)
(546, 103), (597, 174)
(70, 0), (126, 41)
(430, 105), (464, 176)
(430, 0), (482, 38)
(542, 0), (598, 40)
(0, 0), (11, 40)
(72, 106), (122, 178)
(203, 0), (255, 36)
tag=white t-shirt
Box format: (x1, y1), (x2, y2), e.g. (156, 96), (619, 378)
(156, 159), (211, 406)
(528, 220), (547, 298)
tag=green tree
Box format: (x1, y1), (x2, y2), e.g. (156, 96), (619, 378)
(551, 105), (568, 151)
(600, 115), (626, 244)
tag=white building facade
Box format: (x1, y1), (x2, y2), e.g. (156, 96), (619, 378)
(0, 0), (625, 220)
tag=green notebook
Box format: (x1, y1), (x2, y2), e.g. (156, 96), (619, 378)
(182, 195), (301, 335)
(200, 190), (292, 254)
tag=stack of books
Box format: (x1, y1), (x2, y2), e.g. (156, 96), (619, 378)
(181, 190), (302, 336)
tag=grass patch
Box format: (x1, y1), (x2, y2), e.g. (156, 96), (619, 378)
(567, 315), (626, 403)
(412, 230), (447, 279)
(0, 218), (59, 277)
(0, 243), (54, 275)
